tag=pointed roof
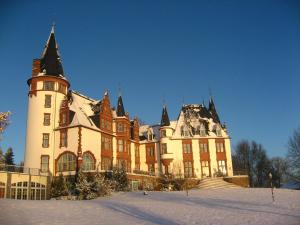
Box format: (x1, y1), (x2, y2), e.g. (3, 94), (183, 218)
(209, 97), (220, 123)
(40, 25), (64, 76)
(116, 95), (125, 117)
(160, 105), (170, 127)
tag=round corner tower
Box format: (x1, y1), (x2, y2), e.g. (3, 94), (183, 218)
(24, 26), (70, 174)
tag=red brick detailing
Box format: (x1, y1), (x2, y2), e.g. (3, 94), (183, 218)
(199, 139), (210, 161)
(182, 139), (193, 161)
(32, 59), (40, 76)
(100, 92), (113, 134)
(215, 139), (227, 161)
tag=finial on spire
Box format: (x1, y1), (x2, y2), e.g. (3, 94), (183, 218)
(117, 82), (122, 97)
(51, 22), (55, 34)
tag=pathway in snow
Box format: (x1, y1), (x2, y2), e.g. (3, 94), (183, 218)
(0, 188), (299, 225)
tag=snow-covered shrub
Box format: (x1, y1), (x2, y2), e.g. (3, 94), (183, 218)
(75, 169), (112, 200)
(112, 167), (129, 191)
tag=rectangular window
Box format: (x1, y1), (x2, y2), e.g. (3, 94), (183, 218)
(60, 130), (67, 147)
(148, 146), (155, 157)
(41, 155), (49, 172)
(101, 157), (112, 170)
(218, 160), (226, 174)
(58, 83), (66, 93)
(42, 133), (49, 148)
(117, 123), (124, 132)
(43, 113), (50, 126)
(43, 81), (54, 91)
(44, 95), (51, 108)
(184, 161), (193, 178)
(183, 143), (192, 154)
(117, 159), (126, 170)
(201, 160), (210, 177)
(199, 143), (208, 153)
(101, 135), (112, 151)
(118, 139), (124, 152)
(161, 130), (166, 138)
(161, 143), (167, 154)
(216, 142), (225, 152)
(148, 163), (155, 173)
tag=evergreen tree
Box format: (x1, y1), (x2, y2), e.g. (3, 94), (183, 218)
(50, 173), (68, 198)
(112, 167), (129, 191)
(5, 147), (14, 165)
(93, 171), (112, 197)
(75, 169), (97, 200)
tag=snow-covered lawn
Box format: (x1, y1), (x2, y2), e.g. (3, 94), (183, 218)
(0, 188), (299, 225)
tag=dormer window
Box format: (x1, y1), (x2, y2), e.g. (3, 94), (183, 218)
(117, 123), (125, 132)
(181, 125), (189, 137)
(216, 125), (222, 137)
(148, 130), (153, 141)
(200, 124), (206, 137)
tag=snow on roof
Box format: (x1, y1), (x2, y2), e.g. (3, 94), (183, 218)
(68, 91), (100, 129)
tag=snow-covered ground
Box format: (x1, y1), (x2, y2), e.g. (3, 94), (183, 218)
(0, 188), (299, 225)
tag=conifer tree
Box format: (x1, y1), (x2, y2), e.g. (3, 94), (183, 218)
(5, 147), (14, 165)
(112, 167), (129, 191)
(50, 173), (68, 198)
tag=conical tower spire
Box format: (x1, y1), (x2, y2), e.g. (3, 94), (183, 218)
(209, 96), (220, 123)
(160, 105), (170, 127)
(116, 95), (125, 117)
(40, 25), (64, 76)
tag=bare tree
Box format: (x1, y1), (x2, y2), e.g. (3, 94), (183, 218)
(287, 127), (300, 180)
(0, 111), (11, 140)
(233, 140), (252, 186)
(270, 157), (288, 187)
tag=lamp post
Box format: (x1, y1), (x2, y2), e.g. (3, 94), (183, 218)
(268, 172), (275, 203)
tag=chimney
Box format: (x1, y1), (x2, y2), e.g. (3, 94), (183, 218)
(32, 59), (40, 76)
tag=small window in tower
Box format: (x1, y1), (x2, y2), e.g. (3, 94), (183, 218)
(161, 130), (166, 138)
(43, 81), (54, 91)
(58, 83), (66, 94)
(200, 124), (206, 137)
(161, 143), (167, 154)
(43, 113), (50, 126)
(216, 125), (222, 137)
(117, 123), (124, 132)
(42, 133), (49, 148)
(44, 95), (52, 108)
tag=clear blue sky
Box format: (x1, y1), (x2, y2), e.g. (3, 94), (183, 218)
(0, 0), (300, 163)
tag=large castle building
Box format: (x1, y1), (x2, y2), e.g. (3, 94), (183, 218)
(24, 27), (233, 179)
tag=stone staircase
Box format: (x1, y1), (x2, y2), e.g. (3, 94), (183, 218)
(197, 177), (241, 189)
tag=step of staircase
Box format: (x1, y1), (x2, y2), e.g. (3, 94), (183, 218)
(197, 177), (241, 189)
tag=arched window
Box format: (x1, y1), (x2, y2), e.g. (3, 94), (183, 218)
(82, 152), (95, 171)
(57, 152), (76, 172)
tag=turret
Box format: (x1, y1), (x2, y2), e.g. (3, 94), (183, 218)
(24, 25), (70, 174)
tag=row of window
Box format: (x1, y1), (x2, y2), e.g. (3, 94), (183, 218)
(183, 160), (226, 178)
(180, 124), (223, 137)
(10, 182), (47, 200)
(160, 142), (225, 154)
(43, 81), (66, 93)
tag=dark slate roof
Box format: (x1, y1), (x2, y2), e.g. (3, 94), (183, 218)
(89, 114), (100, 128)
(160, 106), (170, 127)
(116, 96), (125, 117)
(40, 27), (64, 76)
(199, 104), (212, 119)
(209, 97), (220, 123)
(69, 110), (76, 124)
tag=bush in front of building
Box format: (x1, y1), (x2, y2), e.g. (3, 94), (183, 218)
(50, 173), (68, 198)
(111, 167), (129, 191)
